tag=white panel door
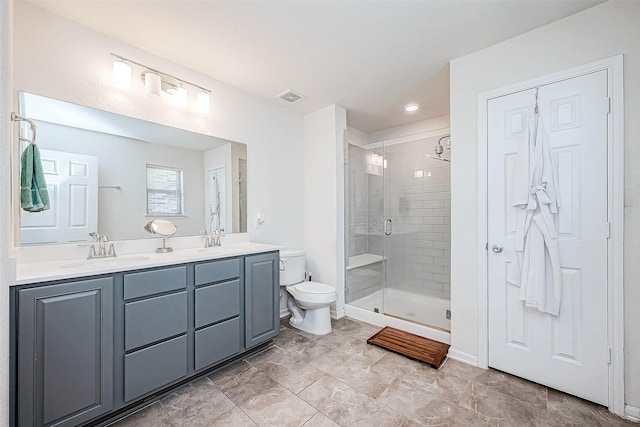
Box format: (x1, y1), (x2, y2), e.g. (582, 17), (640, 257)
(487, 71), (609, 405)
(21, 150), (98, 245)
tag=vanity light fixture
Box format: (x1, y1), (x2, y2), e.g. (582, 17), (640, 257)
(404, 103), (420, 112)
(110, 53), (211, 113)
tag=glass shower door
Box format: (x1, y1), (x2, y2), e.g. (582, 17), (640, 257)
(344, 131), (451, 331)
(382, 136), (451, 331)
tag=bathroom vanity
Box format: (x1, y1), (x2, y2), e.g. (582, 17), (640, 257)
(10, 246), (280, 427)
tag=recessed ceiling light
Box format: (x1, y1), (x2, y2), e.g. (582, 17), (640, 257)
(404, 103), (420, 112)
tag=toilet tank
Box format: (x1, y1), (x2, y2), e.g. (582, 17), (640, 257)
(280, 249), (306, 286)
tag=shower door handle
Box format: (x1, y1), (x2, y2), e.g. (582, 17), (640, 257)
(384, 219), (392, 236)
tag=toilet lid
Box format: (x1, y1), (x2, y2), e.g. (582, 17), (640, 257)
(292, 281), (335, 294)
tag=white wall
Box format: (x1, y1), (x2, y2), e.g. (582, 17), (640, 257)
(0, 2), (13, 426)
(449, 1), (640, 409)
(303, 105), (347, 316)
(13, 2), (305, 248)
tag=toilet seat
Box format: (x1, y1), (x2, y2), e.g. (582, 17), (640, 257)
(286, 281), (337, 305)
(289, 281), (335, 294)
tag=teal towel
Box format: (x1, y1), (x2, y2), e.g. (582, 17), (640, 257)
(20, 144), (50, 212)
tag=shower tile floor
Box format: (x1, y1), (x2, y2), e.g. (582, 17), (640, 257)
(110, 317), (633, 427)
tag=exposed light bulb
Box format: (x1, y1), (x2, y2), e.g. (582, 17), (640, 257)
(144, 72), (161, 97)
(196, 90), (210, 114)
(112, 60), (131, 89)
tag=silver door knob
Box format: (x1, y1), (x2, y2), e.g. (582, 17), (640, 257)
(492, 244), (503, 253)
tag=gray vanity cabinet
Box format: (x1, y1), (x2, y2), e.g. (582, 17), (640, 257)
(16, 277), (114, 427)
(244, 252), (280, 348)
(13, 251), (280, 427)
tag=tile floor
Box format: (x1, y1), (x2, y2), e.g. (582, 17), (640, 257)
(111, 317), (635, 426)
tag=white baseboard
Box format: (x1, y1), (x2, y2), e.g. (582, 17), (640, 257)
(279, 308), (290, 319)
(447, 348), (479, 367)
(625, 405), (640, 422)
(331, 307), (345, 319)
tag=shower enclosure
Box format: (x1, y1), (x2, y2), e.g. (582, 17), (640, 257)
(344, 131), (451, 332)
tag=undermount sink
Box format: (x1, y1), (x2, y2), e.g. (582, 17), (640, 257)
(59, 256), (152, 269)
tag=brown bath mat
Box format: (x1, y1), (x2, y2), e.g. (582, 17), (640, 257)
(367, 326), (450, 368)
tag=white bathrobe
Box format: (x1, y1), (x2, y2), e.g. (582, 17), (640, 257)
(507, 113), (562, 315)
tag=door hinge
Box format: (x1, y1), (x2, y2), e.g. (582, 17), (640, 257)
(606, 97), (611, 114)
(606, 222), (611, 239)
(607, 348), (612, 364)
(485, 242), (488, 251)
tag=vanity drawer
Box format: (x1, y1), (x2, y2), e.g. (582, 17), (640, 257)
(124, 266), (187, 300)
(195, 258), (240, 286)
(124, 335), (187, 402)
(194, 317), (240, 371)
(195, 279), (240, 328)
(125, 291), (187, 351)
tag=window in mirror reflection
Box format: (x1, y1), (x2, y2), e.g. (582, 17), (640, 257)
(146, 164), (183, 216)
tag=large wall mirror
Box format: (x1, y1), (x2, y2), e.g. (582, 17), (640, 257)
(17, 92), (248, 246)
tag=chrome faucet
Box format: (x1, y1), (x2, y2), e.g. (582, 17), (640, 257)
(201, 228), (224, 248)
(87, 232), (117, 259)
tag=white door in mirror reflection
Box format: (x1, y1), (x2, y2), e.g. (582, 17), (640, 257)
(20, 150), (98, 245)
(206, 166), (227, 233)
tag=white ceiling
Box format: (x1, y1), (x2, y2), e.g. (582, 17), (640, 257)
(25, 0), (602, 133)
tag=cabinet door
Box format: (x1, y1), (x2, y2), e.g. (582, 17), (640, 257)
(17, 277), (113, 427)
(244, 252), (279, 348)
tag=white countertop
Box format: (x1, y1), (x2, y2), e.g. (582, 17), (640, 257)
(15, 242), (282, 285)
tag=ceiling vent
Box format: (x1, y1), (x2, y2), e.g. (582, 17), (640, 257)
(276, 89), (306, 104)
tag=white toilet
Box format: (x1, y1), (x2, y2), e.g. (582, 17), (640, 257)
(280, 249), (337, 335)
